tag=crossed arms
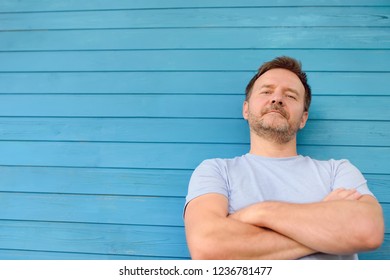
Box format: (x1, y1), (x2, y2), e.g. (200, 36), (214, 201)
(184, 188), (384, 259)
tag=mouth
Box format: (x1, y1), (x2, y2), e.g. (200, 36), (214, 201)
(260, 105), (289, 119)
(266, 110), (286, 118)
(268, 110), (283, 114)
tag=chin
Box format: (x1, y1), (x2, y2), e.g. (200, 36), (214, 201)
(262, 119), (289, 129)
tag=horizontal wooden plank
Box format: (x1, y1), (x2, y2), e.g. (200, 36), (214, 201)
(0, 72), (388, 96)
(0, 118), (389, 147)
(0, 142), (388, 174)
(0, 192), (184, 226)
(0, 72), (249, 94)
(1, 166), (388, 202)
(0, 117), (248, 143)
(1, 0), (388, 13)
(0, 249), (183, 260)
(310, 96), (390, 121)
(0, 94), (388, 121)
(0, 220), (189, 258)
(0, 166), (190, 197)
(0, 28), (389, 51)
(1, 49), (389, 72)
(366, 174), (390, 202)
(298, 120), (390, 146)
(1, 7), (389, 31)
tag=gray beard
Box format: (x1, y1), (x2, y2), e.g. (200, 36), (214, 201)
(248, 113), (299, 144)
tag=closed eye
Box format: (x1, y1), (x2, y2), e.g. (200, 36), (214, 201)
(287, 94), (297, 100)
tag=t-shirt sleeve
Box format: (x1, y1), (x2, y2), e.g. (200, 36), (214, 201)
(331, 159), (374, 197)
(184, 159), (229, 210)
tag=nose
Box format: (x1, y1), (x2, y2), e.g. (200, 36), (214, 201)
(272, 99), (283, 106)
(271, 93), (284, 106)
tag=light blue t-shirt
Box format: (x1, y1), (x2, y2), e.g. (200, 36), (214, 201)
(185, 153), (373, 260)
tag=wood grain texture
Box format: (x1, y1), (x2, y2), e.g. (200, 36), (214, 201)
(1, 0), (388, 13)
(0, 193), (184, 226)
(1, 28), (389, 51)
(1, 50), (390, 72)
(0, 95), (388, 121)
(1, 7), (389, 30)
(0, 72), (388, 96)
(0, 220), (189, 258)
(1, 118), (389, 146)
(0, 166), (190, 197)
(0, 1), (388, 260)
(0, 249), (185, 260)
(0, 141), (388, 173)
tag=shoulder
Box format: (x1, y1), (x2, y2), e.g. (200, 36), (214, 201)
(194, 155), (248, 172)
(302, 156), (364, 179)
(301, 156), (354, 169)
(325, 158), (361, 174)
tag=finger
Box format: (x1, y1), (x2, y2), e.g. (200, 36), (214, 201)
(323, 188), (359, 201)
(336, 188), (356, 196)
(343, 190), (362, 201)
(323, 189), (345, 201)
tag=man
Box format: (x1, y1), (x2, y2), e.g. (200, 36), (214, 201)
(184, 56), (384, 260)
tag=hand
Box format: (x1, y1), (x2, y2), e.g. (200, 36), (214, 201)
(228, 203), (260, 224)
(228, 203), (271, 228)
(323, 188), (362, 202)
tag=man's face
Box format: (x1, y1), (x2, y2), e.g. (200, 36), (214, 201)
(243, 68), (309, 144)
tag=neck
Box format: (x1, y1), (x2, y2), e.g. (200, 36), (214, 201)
(249, 132), (298, 158)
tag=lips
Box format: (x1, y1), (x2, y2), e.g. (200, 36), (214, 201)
(263, 108), (288, 118)
(268, 110), (283, 115)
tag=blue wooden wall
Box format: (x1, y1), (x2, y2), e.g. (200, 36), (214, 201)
(0, 0), (389, 259)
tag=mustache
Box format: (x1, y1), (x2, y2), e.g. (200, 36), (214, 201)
(261, 104), (289, 119)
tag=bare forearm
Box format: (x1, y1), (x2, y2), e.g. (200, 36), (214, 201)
(233, 197), (384, 254)
(184, 194), (316, 260)
(261, 198), (383, 254)
(187, 215), (315, 259)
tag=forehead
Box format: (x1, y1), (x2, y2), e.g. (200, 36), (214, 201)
(253, 68), (305, 94)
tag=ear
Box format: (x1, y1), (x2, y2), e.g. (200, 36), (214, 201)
(299, 111), (309, 129)
(242, 101), (249, 120)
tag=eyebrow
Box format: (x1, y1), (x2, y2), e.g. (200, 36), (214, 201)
(260, 84), (301, 96)
(260, 84), (275, 89)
